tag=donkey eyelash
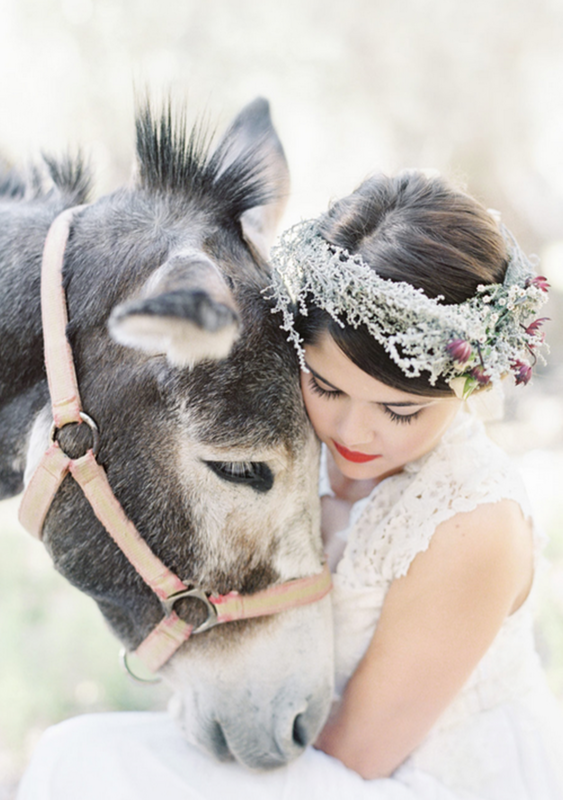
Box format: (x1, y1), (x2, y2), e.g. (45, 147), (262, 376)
(205, 460), (274, 493)
(382, 406), (421, 425)
(220, 461), (255, 477)
(308, 375), (342, 399)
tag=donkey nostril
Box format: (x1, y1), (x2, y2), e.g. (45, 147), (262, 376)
(210, 720), (231, 760)
(292, 713), (309, 749)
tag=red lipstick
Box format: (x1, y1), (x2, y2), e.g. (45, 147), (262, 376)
(333, 441), (381, 463)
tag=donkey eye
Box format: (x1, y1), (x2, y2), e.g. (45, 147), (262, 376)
(205, 461), (274, 493)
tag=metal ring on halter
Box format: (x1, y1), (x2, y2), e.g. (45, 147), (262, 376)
(50, 412), (100, 458)
(120, 648), (162, 684)
(161, 588), (220, 634)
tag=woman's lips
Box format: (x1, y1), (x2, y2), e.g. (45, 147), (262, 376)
(333, 441), (381, 463)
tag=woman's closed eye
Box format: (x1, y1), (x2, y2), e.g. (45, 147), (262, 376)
(308, 374), (343, 399)
(308, 374), (425, 423)
(382, 405), (422, 425)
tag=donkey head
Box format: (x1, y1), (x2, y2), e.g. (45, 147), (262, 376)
(1, 99), (333, 769)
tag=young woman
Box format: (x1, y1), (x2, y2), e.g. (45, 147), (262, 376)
(267, 171), (561, 798)
(17, 172), (561, 799)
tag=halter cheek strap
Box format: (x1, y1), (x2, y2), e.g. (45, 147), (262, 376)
(18, 207), (332, 674)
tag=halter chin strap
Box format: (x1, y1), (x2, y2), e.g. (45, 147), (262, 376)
(18, 207), (332, 674)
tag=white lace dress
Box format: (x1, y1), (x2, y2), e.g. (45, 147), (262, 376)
(17, 412), (563, 800)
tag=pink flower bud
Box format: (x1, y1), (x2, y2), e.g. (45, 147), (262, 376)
(526, 276), (550, 293)
(512, 360), (532, 385)
(470, 365), (491, 385)
(525, 317), (549, 336)
(446, 339), (472, 364)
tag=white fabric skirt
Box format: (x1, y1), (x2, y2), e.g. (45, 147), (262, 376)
(16, 706), (563, 800)
(16, 711), (481, 800)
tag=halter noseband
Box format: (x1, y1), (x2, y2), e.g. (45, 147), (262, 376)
(18, 207), (331, 675)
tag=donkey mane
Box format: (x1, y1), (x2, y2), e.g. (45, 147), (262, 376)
(0, 154), (90, 206)
(0, 164), (27, 199)
(135, 101), (274, 223)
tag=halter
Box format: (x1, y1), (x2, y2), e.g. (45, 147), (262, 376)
(18, 207), (331, 675)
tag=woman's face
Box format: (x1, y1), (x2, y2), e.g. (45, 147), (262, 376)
(300, 332), (462, 482)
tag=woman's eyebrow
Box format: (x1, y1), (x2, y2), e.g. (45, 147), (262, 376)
(306, 364), (342, 391)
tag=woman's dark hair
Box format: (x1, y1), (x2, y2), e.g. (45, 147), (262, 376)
(295, 171), (509, 396)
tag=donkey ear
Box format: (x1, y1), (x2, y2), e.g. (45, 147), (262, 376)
(108, 255), (239, 369)
(215, 98), (290, 261)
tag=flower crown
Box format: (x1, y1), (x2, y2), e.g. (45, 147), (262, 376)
(267, 219), (549, 399)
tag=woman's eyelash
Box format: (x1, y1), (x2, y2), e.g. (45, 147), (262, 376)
(308, 375), (342, 399)
(382, 406), (421, 424)
(308, 376), (422, 423)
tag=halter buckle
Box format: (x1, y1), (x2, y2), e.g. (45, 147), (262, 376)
(161, 588), (219, 634)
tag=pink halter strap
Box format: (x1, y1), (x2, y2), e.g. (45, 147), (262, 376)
(18, 207), (332, 674)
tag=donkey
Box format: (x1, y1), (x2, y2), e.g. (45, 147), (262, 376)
(0, 99), (333, 769)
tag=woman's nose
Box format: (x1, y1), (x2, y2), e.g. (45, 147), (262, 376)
(336, 404), (376, 448)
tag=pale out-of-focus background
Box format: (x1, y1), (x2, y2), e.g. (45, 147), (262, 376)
(1, 1), (562, 797)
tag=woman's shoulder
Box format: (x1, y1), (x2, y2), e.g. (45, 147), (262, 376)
(414, 497), (534, 606)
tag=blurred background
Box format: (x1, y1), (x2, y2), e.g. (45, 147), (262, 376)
(0, 0), (562, 796)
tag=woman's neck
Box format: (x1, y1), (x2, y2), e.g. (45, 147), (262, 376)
(327, 451), (381, 503)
